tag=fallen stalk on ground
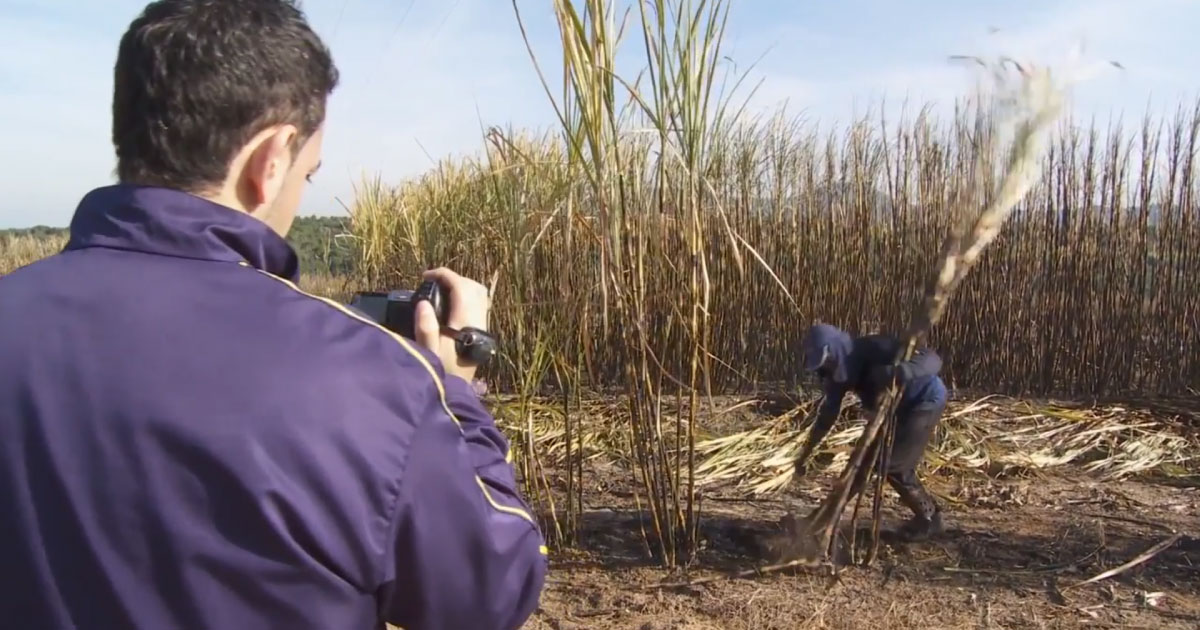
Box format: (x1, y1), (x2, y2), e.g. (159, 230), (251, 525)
(1063, 533), (1185, 591)
(644, 557), (835, 590)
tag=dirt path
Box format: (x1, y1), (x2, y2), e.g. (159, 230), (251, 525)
(526, 472), (1199, 629)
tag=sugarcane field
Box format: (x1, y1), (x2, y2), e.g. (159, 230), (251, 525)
(2, 1), (1199, 629)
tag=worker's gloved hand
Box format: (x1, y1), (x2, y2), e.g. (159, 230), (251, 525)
(793, 457), (809, 479)
(792, 447), (813, 479)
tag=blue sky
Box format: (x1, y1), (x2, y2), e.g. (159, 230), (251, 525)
(1, 0), (1196, 228)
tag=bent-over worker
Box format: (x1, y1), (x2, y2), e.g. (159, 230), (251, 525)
(795, 323), (949, 540)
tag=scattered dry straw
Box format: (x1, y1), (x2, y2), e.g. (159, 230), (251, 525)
(488, 393), (1198, 492)
(689, 396), (1198, 494)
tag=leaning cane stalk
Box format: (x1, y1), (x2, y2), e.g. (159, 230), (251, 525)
(865, 403), (898, 564)
(796, 59), (1070, 564)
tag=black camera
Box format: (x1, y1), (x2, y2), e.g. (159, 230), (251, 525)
(349, 281), (445, 340)
(348, 280), (498, 367)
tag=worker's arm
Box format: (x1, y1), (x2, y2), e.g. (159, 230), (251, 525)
(879, 346), (942, 385)
(795, 382), (847, 474)
(379, 374), (547, 630)
(901, 346), (942, 380)
(867, 335), (942, 386)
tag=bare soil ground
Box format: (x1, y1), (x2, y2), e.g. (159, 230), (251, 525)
(522, 396), (1200, 630)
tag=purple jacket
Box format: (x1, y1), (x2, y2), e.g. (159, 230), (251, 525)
(0, 185), (547, 630)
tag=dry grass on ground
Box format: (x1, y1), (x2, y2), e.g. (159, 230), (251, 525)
(512, 394), (1200, 630)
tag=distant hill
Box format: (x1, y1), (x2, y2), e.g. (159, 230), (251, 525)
(0, 216), (357, 276)
(284, 215), (357, 275)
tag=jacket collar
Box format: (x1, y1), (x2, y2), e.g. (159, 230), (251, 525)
(65, 184), (300, 282)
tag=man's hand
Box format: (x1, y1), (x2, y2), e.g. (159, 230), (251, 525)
(414, 267), (490, 383)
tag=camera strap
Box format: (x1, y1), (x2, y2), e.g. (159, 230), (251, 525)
(440, 325), (498, 367)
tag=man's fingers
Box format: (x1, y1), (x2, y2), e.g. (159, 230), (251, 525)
(423, 267), (486, 297)
(422, 267), (465, 287)
(422, 267), (490, 331)
(414, 300), (440, 351)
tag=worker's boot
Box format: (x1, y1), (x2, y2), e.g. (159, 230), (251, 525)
(888, 474), (945, 541)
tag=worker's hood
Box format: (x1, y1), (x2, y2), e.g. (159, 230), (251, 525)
(802, 323), (854, 383)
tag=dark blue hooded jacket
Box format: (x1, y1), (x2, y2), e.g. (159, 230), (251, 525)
(0, 185), (547, 630)
(801, 323), (947, 436)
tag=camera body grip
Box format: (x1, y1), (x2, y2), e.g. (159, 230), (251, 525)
(348, 281), (497, 367)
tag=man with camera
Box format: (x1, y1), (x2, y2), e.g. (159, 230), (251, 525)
(0, 2), (547, 629)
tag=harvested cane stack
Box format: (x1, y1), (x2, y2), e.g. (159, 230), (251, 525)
(784, 58), (1075, 567)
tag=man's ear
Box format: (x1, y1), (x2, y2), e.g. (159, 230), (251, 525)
(238, 125), (298, 212)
